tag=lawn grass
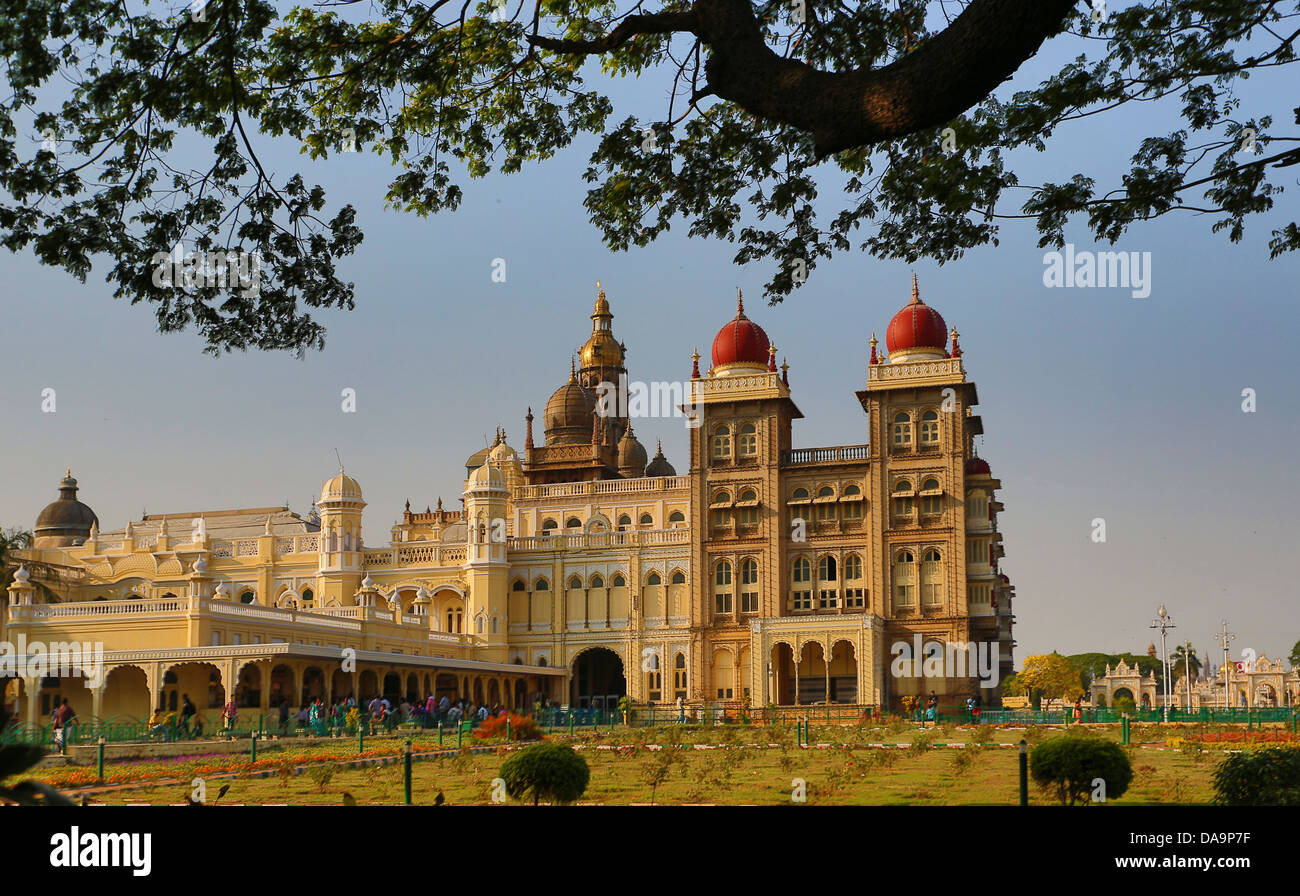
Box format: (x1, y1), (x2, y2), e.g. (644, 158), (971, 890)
(74, 724), (1223, 806)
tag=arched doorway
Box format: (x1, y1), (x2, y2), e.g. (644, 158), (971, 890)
(796, 642), (828, 705)
(383, 673), (401, 700)
(103, 666), (150, 720)
(302, 667), (326, 704)
(771, 643), (795, 705)
(271, 665), (296, 708)
(829, 641), (858, 704)
(235, 665), (262, 709)
(570, 648), (626, 710)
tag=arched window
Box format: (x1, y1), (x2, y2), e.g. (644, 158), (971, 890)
(817, 555), (839, 609)
(713, 560), (733, 615)
(239, 590), (255, 604)
(844, 553), (866, 608)
(737, 489), (759, 525)
(844, 554), (862, 580)
(792, 487), (810, 502)
(894, 551), (916, 608)
(712, 424), (731, 460)
(538, 657), (548, 668)
(740, 559), (759, 613)
(668, 510), (686, 526)
(893, 480), (914, 518)
(512, 579), (527, 591)
(617, 514), (632, 529)
(670, 570), (686, 585)
(816, 485), (837, 521)
(738, 422), (758, 458)
(590, 574), (605, 589)
(647, 650), (662, 701)
(611, 573), (626, 588)
(818, 555), (837, 582)
(921, 549), (943, 607)
(534, 578), (550, 591)
(791, 557), (812, 611)
(673, 653), (687, 699)
(567, 575), (583, 590)
(476, 616), (484, 634)
(892, 411), (912, 447)
(842, 484), (864, 519)
(920, 409), (940, 446)
(639, 512), (654, 526)
(921, 478), (943, 515)
(712, 490), (732, 527)
(541, 518), (558, 532)
(301, 588), (314, 603)
(565, 517), (582, 530)
(646, 571), (662, 586)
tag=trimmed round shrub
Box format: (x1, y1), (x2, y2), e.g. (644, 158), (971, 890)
(1212, 747), (1300, 806)
(500, 742), (590, 805)
(1030, 735), (1132, 805)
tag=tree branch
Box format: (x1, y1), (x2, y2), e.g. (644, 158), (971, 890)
(528, 10), (699, 52)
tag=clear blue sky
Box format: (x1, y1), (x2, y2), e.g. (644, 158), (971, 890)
(2, 17), (1296, 670)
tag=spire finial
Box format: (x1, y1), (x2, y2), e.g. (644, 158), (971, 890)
(66, 466), (72, 478)
(570, 355), (577, 379)
(768, 343), (778, 372)
(869, 332), (878, 365)
(691, 348), (701, 379)
(657, 438), (663, 454)
(911, 271), (921, 304)
(736, 288), (744, 317)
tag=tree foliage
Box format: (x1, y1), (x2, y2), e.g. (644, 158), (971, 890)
(1018, 652), (1083, 708)
(1212, 747), (1300, 806)
(1030, 733), (1133, 805)
(2, 0), (1298, 353)
(499, 741), (590, 804)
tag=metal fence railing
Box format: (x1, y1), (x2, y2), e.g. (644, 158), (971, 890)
(4, 704), (1294, 747)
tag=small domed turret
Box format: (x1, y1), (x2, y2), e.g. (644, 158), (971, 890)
(885, 274), (948, 362)
(645, 440), (677, 478)
(34, 469), (98, 548)
(711, 290), (771, 373)
(321, 470), (363, 502)
(617, 424), (648, 478)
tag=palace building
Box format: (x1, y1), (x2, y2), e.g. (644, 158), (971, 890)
(3, 278), (1017, 725)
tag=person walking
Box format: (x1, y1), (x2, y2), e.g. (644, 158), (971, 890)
(52, 698), (76, 754)
(180, 693), (197, 737)
(222, 697), (239, 732)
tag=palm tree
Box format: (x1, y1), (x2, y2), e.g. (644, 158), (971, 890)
(0, 528), (34, 591)
(1172, 643), (1202, 680)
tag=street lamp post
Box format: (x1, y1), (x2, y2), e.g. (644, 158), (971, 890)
(1150, 606), (1175, 723)
(1215, 621), (1235, 713)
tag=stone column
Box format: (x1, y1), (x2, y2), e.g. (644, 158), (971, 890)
(23, 677), (41, 727)
(91, 686), (105, 723)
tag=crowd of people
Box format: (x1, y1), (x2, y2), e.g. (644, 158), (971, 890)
(267, 693), (516, 736)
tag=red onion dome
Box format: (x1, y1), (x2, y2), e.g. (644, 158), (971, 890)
(965, 457), (991, 476)
(886, 274), (948, 356)
(711, 290), (771, 369)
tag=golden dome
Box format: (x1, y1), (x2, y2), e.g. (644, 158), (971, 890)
(579, 282), (625, 371)
(544, 365), (597, 445)
(580, 331), (625, 370)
